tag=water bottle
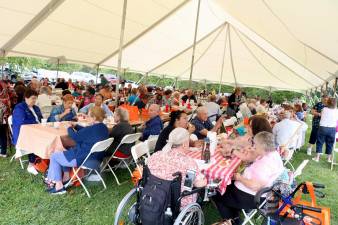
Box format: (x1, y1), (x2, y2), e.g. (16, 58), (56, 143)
(203, 137), (211, 163)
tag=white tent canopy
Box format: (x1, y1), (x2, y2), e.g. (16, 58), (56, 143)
(1, 0), (337, 92)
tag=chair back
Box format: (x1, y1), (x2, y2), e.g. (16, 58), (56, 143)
(7, 115), (13, 134)
(131, 142), (150, 175)
(146, 135), (158, 154)
(79, 138), (114, 168)
(120, 133), (142, 145)
(40, 105), (54, 119)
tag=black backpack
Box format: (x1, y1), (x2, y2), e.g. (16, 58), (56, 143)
(138, 166), (182, 225)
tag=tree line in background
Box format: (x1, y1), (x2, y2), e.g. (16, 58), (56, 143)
(1, 56), (306, 104)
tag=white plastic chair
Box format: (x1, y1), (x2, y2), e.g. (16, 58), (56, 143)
(101, 133), (142, 185)
(65, 137), (114, 198)
(330, 132), (338, 170)
(145, 135), (158, 154)
(8, 115), (27, 169)
(131, 142), (150, 175)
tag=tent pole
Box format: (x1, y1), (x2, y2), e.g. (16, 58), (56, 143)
(175, 77), (178, 90)
(56, 58), (59, 82)
(188, 0), (201, 88)
(145, 72), (148, 85)
(95, 65), (99, 85)
(218, 24), (229, 94)
(228, 26), (238, 87)
(334, 78), (337, 97)
(115, 0), (128, 106)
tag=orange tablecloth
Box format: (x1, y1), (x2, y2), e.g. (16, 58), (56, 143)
(182, 148), (241, 195)
(16, 123), (68, 159)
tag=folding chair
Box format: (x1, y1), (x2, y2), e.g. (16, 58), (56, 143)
(101, 133), (142, 185)
(330, 132), (338, 171)
(65, 137), (114, 198)
(8, 115), (27, 169)
(145, 135), (158, 154)
(242, 199), (267, 225)
(131, 142), (150, 176)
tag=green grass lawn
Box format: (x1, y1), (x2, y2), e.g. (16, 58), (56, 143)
(0, 132), (337, 225)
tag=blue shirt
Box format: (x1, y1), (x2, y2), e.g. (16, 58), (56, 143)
(47, 105), (77, 122)
(63, 123), (109, 165)
(127, 95), (139, 105)
(79, 103), (113, 117)
(12, 102), (43, 145)
(141, 115), (163, 141)
(191, 117), (214, 140)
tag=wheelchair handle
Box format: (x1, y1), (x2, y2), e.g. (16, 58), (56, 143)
(313, 183), (325, 189)
(254, 186), (273, 206)
(295, 204), (322, 213)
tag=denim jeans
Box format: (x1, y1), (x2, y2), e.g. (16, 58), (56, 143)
(316, 126), (336, 155)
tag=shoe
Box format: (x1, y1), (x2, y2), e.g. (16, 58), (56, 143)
(312, 157), (319, 162)
(48, 187), (67, 195)
(306, 148), (312, 156)
(27, 165), (39, 175)
(0, 153), (7, 158)
(328, 158), (332, 163)
(86, 174), (101, 182)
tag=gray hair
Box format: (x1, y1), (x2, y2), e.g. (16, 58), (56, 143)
(162, 128), (190, 152)
(254, 131), (275, 152)
(197, 106), (208, 114)
(40, 86), (49, 95)
(115, 108), (129, 122)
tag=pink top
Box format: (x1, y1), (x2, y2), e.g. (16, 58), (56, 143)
(235, 150), (284, 195)
(147, 147), (199, 208)
(83, 96), (95, 107)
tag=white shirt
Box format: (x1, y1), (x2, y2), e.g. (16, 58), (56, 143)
(272, 119), (302, 149)
(320, 107), (338, 128)
(204, 101), (221, 122)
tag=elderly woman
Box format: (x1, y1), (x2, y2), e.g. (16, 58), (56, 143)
(147, 128), (207, 208)
(12, 89), (43, 175)
(214, 131), (284, 224)
(79, 94), (113, 117)
(46, 107), (109, 195)
(47, 94), (77, 122)
(105, 107), (134, 158)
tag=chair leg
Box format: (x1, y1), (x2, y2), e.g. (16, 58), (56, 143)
(19, 158), (24, 170)
(331, 150), (336, 171)
(108, 164), (121, 186)
(122, 159), (133, 176)
(241, 209), (256, 225)
(95, 170), (106, 190)
(75, 172), (91, 198)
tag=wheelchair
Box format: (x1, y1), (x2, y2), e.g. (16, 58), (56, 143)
(255, 182), (330, 225)
(114, 167), (218, 225)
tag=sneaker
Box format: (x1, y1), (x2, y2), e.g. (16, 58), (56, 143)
(312, 157), (319, 162)
(328, 158), (332, 163)
(0, 153), (7, 158)
(48, 187), (67, 195)
(86, 174), (101, 182)
(306, 148), (312, 156)
(27, 165), (39, 175)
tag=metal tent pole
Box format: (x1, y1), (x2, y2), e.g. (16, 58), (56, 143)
(188, 0), (201, 88)
(95, 65), (99, 84)
(56, 58), (60, 82)
(334, 78), (338, 97)
(218, 24), (228, 94)
(228, 26), (238, 87)
(116, 0), (128, 106)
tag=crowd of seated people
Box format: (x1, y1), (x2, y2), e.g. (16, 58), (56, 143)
(1, 75), (336, 223)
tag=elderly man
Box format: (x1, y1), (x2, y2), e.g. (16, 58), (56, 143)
(272, 110), (302, 149)
(79, 93), (113, 117)
(204, 95), (221, 122)
(191, 106), (224, 139)
(140, 104), (163, 141)
(181, 89), (197, 103)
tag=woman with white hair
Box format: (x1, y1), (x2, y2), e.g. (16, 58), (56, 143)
(147, 128), (207, 208)
(213, 131), (284, 224)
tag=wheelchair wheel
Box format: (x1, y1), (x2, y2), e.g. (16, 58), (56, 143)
(114, 188), (139, 225)
(174, 203), (204, 225)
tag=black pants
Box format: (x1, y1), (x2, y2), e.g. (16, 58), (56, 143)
(0, 124), (8, 155)
(212, 183), (262, 225)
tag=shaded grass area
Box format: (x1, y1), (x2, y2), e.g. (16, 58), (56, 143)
(0, 137), (337, 224)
